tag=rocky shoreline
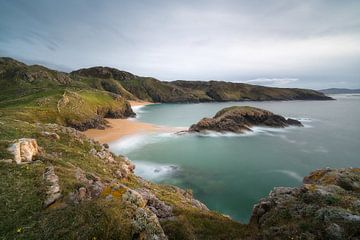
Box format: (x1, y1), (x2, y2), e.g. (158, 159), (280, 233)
(2, 128), (359, 239)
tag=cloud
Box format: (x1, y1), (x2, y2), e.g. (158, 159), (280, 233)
(0, 0), (359, 88)
(244, 78), (299, 86)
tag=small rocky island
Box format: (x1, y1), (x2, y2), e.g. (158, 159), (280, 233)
(189, 106), (303, 133)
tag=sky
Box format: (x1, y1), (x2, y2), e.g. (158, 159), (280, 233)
(0, 0), (359, 89)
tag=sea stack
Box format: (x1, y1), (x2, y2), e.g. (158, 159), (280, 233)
(189, 106), (303, 133)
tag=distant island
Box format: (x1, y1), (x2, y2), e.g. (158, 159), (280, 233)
(319, 88), (360, 94)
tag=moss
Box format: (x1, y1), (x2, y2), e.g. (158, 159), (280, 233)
(324, 195), (341, 205)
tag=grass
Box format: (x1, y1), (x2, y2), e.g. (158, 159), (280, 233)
(0, 117), (249, 239)
(0, 88), (132, 130)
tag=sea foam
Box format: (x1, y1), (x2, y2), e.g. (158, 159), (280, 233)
(271, 169), (303, 182)
(134, 160), (179, 181)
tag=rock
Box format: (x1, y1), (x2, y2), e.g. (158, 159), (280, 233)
(249, 168), (360, 239)
(132, 208), (168, 240)
(40, 131), (60, 140)
(122, 189), (146, 208)
(72, 168), (104, 202)
(7, 138), (39, 164)
(188, 106), (303, 133)
(89, 147), (115, 163)
(325, 223), (344, 240)
(78, 187), (87, 201)
(43, 165), (62, 207)
(316, 207), (360, 223)
(137, 188), (173, 219)
(0, 159), (13, 163)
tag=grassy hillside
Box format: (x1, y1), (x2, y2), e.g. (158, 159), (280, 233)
(173, 80), (333, 101)
(1, 57), (332, 105)
(0, 118), (252, 239)
(71, 66), (333, 103)
(0, 57), (358, 239)
(0, 58), (134, 131)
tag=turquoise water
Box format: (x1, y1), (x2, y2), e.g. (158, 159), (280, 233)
(109, 94), (360, 222)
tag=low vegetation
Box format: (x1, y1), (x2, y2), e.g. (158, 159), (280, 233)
(1, 57), (357, 239)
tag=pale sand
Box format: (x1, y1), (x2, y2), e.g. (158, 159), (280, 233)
(128, 100), (153, 106)
(84, 101), (176, 143)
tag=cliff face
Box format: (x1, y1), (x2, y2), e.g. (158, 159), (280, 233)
(189, 106), (302, 133)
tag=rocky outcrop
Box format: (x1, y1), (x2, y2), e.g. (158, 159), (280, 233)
(70, 168), (105, 203)
(43, 165), (62, 207)
(189, 106), (303, 133)
(7, 138), (40, 164)
(40, 131), (60, 140)
(137, 188), (174, 219)
(131, 207), (168, 240)
(250, 168), (360, 239)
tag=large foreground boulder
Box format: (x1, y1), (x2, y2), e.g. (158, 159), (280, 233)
(189, 106), (303, 133)
(7, 138), (39, 164)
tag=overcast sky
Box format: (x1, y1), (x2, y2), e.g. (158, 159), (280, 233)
(0, 0), (359, 89)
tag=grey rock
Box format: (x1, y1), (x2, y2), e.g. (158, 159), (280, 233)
(325, 223), (344, 240)
(137, 188), (173, 219)
(43, 165), (62, 207)
(132, 208), (167, 240)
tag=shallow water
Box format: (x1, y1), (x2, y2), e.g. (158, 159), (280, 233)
(109, 94), (360, 222)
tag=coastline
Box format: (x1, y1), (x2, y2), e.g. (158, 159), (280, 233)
(83, 100), (164, 143)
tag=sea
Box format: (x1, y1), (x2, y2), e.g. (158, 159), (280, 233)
(109, 94), (360, 222)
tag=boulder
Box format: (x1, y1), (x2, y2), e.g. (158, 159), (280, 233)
(131, 208), (168, 240)
(7, 138), (39, 164)
(122, 189), (146, 208)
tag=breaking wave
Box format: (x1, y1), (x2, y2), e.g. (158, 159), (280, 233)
(133, 161), (179, 181)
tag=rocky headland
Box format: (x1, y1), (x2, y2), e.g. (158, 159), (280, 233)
(189, 106), (303, 133)
(1, 57), (357, 239)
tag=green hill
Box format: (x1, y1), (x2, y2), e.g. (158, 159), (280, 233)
(71, 66), (333, 103)
(0, 57), (358, 240)
(0, 58), (134, 131)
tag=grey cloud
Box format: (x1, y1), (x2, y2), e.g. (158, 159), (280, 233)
(0, 0), (359, 89)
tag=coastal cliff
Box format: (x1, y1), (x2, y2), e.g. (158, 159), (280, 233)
(1, 57), (358, 239)
(71, 66), (333, 102)
(189, 106), (302, 133)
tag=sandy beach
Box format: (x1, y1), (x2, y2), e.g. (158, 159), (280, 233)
(84, 101), (164, 143)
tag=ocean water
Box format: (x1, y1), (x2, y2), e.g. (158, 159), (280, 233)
(109, 94), (360, 222)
